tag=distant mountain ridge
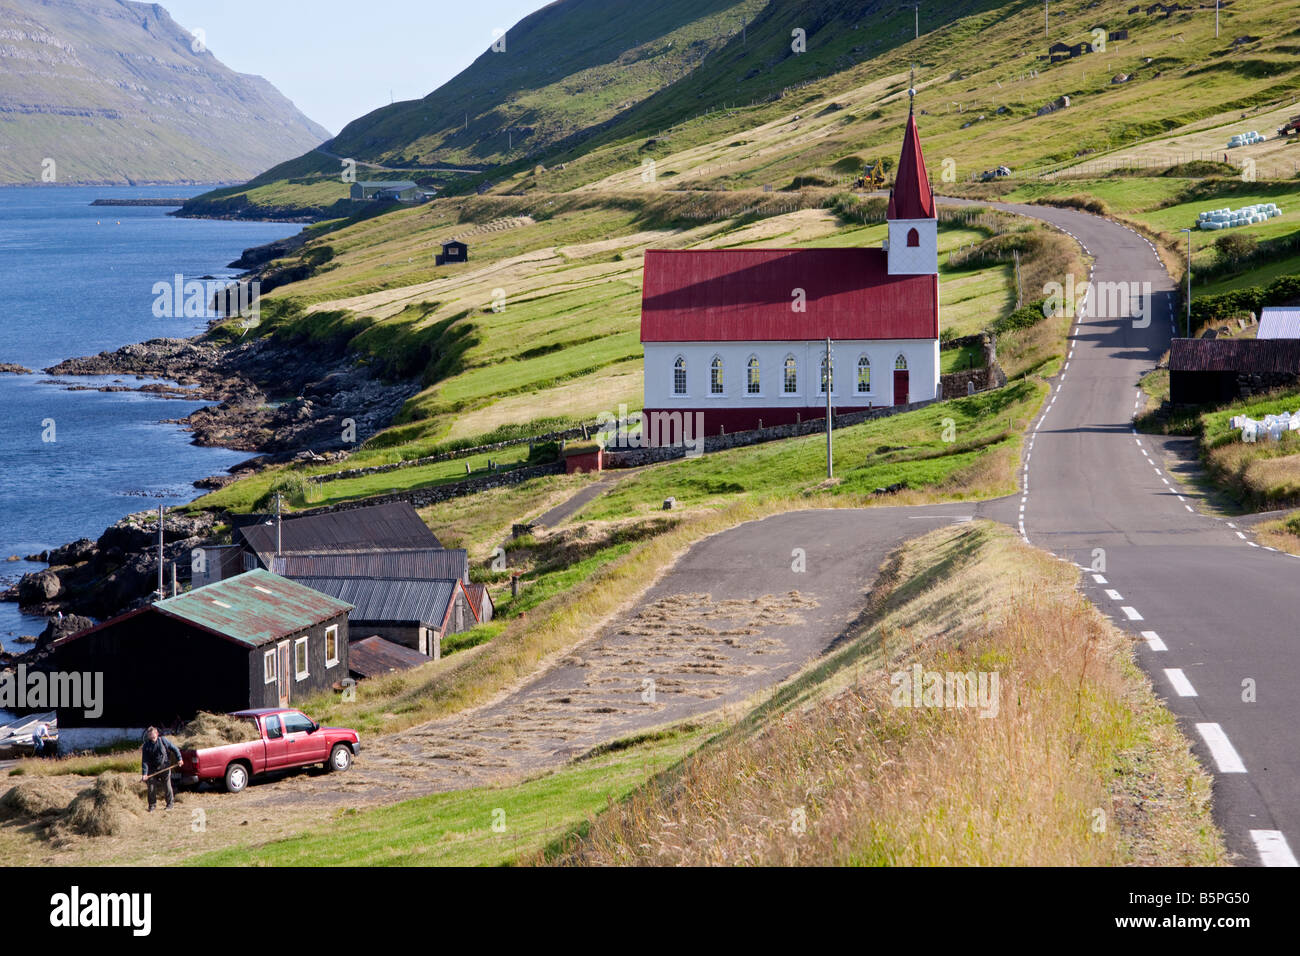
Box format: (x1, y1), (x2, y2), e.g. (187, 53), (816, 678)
(0, 0), (331, 184)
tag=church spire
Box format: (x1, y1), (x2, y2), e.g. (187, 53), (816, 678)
(887, 83), (935, 221)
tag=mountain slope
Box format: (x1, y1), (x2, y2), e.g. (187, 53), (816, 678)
(0, 0), (331, 184)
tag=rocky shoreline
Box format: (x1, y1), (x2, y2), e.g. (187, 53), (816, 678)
(1, 238), (423, 644)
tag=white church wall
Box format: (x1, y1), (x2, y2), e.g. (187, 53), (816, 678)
(644, 339), (939, 409)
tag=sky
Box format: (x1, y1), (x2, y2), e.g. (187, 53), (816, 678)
(160, 0), (550, 136)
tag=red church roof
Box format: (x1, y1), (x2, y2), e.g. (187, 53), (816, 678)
(640, 248), (938, 342)
(887, 109), (936, 220)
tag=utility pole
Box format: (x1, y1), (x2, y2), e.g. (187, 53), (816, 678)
(1180, 229), (1193, 337)
(155, 505), (165, 602)
(825, 337), (833, 479)
(274, 491), (283, 558)
(1045, 1), (1049, 37)
(1215, 0), (1220, 39)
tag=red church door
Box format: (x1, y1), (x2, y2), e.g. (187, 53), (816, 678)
(893, 355), (909, 406)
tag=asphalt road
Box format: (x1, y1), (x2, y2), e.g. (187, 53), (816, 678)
(958, 198), (1299, 867)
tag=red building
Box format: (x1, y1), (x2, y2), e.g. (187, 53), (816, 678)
(639, 108), (941, 442)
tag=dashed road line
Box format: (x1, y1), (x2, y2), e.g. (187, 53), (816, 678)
(1140, 630), (1167, 651)
(1196, 723), (1247, 773)
(1250, 831), (1299, 867)
(1164, 668), (1198, 697)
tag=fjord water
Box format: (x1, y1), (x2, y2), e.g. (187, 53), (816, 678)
(0, 186), (299, 640)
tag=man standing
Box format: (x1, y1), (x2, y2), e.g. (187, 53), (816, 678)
(141, 726), (181, 812)
(31, 720), (53, 758)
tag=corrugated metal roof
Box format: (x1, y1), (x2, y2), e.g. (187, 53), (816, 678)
(238, 502), (441, 562)
(348, 636), (432, 678)
(1169, 338), (1300, 373)
(640, 248), (938, 342)
(887, 110), (936, 220)
(1258, 308), (1300, 340)
(155, 570), (353, 647)
(292, 577), (457, 627)
(464, 582), (493, 619)
(270, 548), (468, 584)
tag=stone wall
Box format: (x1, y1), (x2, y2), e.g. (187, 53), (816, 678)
(1238, 371), (1300, 398)
(294, 461), (566, 515)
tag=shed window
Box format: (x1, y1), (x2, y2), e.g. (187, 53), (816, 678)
(857, 356), (871, 393)
(263, 649), (276, 684)
(710, 356), (724, 394)
(294, 636), (309, 681)
(907, 227), (920, 247)
(747, 356), (760, 394)
(325, 625), (339, 668)
(783, 356), (798, 394)
(673, 357), (686, 395)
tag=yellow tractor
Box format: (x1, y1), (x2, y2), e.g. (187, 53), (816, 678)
(854, 160), (888, 190)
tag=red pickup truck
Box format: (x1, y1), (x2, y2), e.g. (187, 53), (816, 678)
(179, 708), (360, 794)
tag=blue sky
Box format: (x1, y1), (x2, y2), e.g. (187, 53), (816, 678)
(161, 0), (550, 136)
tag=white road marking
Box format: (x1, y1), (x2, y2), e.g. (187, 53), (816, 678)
(1092, 574), (1107, 584)
(1164, 668), (1197, 697)
(1161, 478), (1170, 486)
(1140, 630), (1167, 651)
(1196, 723), (1247, 773)
(1227, 522), (1237, 529)
(1120, 606), (1143, 621)
(1105, 589), (1123, 601)
(1250, 830), (1299, 867)
(1185, 504), (1194, 512)
(1236, 531), (1247, 540)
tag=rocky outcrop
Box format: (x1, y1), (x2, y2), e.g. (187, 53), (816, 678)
(0, 363), (33, 374)
(45, 335), (419, 455)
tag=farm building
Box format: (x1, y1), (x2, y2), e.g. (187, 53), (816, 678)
(348, 635), (433, 679)
(269, 548), (469, 585)
(1169, 338), (1300, 404)
(465, 582), (495, 623)
(1257, 307), (1300, 340)
(639, 105), (939, 439)
(283, 574), (477, 659)
(435, 240), (469, 265)
(350, 181), (430, 202)
(193, 501), (443, 587)
(51, 571), (351, 747)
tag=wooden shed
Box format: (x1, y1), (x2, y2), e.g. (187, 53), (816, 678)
(1169, 338), (1300, 405)
(435, 240), (469, 266)
(52, 571), (352, 732)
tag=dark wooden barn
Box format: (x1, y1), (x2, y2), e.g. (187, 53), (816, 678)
(1169, 338), (1300, 405)
(231, 501), (442, 573)
(435, 240), (469, 266)
(52, 571), (352, 732)
(284, 575), (477, 659)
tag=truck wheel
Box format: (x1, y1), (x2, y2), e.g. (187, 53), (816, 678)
(224, 762), (249, 793)
(327, 745), (353, 773)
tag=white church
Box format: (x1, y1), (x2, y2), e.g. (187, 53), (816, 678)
(639, 104), (941, 440)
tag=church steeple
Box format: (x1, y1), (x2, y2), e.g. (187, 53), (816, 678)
(885, 82), (938, 276)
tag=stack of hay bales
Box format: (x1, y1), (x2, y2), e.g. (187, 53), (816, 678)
(60, 774), (146, 837)
(1198, 203), (1282, 230)
(175, 712), (260, 751)
(0, 778), (72, 822)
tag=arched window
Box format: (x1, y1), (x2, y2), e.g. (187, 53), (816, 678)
(710, 355), (724, 394)
(895, 354), (908, 371)
(673, 356), (686, 395)
(906, 227), (920, 248)
(857, 356), (871, 393)
(783, 355), (798, 394)
(747, 356), (760, 394)
(819, 354), (834, 394)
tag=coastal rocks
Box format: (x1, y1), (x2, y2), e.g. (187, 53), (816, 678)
(48, 539), (98, 566)
(96, 511), (217, 558)
(17, 570), (62, 604)
(40, 614), (96, 644)
(0, 363), (33, 374)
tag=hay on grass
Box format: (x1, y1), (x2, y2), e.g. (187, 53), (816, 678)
(0, 778), (72, 821)
(61, 774), (145, 837)
(175, 711), (260, 751)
